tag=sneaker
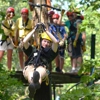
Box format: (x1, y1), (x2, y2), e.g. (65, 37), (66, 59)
(28, 71), (41, 98)
(94, 80), (100, 84)
(28, 83), (36, 98)
(55, 67), (62, 72)
(32, 71), (40, 83)
(70, 69), (78, 73)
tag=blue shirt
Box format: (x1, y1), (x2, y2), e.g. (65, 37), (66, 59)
(49, 24), (67, 41)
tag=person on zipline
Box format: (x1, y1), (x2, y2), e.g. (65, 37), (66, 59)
(21, 25), (58, 98)
(0, 7), (16, 70)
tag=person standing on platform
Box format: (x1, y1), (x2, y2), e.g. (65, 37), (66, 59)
(0, 7), (16, 70)
(49, 13), (67, 72)
(15, 8), (34, 69)
(58, 10), (86, 73)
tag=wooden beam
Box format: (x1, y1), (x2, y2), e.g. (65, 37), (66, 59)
(11, 71), (80, 85)
(49, 72), (80, 84)
(10, 71), (81, 100)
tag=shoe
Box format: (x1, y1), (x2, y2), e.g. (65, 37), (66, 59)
(55, 67), (62, 72)
(28, 71), (41, 98)
(94, 80), (100, 84)
(28, 83), (36, 98)
(32, 71), (40, 83)
(70, 69), (78, 73)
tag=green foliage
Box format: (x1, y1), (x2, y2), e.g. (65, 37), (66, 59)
(1, 0), (100, 100)
(0, 67), (25, 100)
(0, 1), (30, 100)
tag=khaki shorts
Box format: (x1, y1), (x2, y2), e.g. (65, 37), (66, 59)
(23, 65), (48, 84)
(0, 40), (14, 51)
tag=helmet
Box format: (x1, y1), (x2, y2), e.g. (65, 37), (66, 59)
(73, 8), (80, 14)
(41, 32), (52, 41)
(7, 7), (14, 13)
(80, 15), (84, 20)
(21, 8), (29, 14)
(48, 10), (55, 16)
(52, 14), (59, 19)
(66, 11), (73, 16)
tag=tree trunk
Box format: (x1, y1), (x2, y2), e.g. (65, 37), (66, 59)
(28, 0), (51, 47)
(28, 0), (50, 25)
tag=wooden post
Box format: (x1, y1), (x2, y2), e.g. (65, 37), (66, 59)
(28, 0), (48, 25)
(34, 81), (51, 100)
(90, 34), (95, 75)
(91, 34), (95, 59)
(88, 34), (96, 86)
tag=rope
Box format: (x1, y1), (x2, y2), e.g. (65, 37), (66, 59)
(39, 0), (42, 23)
(66, 82), (81, 92)
(28, 2), (61, 11)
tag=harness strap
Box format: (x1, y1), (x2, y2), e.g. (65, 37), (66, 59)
(0, 40), (6, 46)
(19, 28), (32, 30)
(1, 23), (11, 30)
(22, 18), (29, 27)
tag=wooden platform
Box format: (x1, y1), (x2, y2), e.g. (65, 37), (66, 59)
(10, 71), (81, 100)
(49, 72), (81, 84)
(11, 71), (81, 84)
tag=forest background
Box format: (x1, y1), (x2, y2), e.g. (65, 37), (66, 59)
(0, 0), (100, 100)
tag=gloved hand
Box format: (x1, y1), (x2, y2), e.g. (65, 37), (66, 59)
(59, 40), (64, 46)
(82, 45), (86, 52)
(61, 9), (65, 16)
(18, 41), (23, 49)
(35, 23), (46, 32)
(5, 13), (10, 20)
(73, 40), (77, 47)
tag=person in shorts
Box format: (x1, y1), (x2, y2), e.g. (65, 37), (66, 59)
(0, 7), (16, 70)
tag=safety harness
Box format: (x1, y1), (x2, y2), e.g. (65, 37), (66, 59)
(0, 21), (13, 46)
(25, 46), (49, 70)
(19, 18), (32, 30)
(67, 20), (82, 53)
(26, 1), (60, 86)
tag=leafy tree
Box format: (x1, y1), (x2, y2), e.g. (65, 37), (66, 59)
(1, 0), (100, 100)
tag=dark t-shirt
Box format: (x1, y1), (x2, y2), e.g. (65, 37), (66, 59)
(23, 46), (58, 66)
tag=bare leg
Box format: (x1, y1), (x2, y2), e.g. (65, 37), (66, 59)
(60, 57), (64, 71)
(70, 57), (73, 67)
(7, 49), (13, 70)
(82, 32), (86, 43)
(0, 50), (5, 62)
(72, 58), (77, 69)
(48, 62), (52, 72)
(82, 32), (86, 52)
(55, 55), (60, 68)
(18, 51), (24, 69)
(25, 54), (28, 62)
(76, 56), (83, 68)
(55, 55), (61, 72)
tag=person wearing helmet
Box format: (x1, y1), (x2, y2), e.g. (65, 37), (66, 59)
(48, 10), (55, 24)
(49, 13), (67, 72)
(15, 8), (35, 69)
(72, 10), (86, 52)
(58, 10), (86, 73)
(0, 7), (16, 70)
(21, 26), (58, 98)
